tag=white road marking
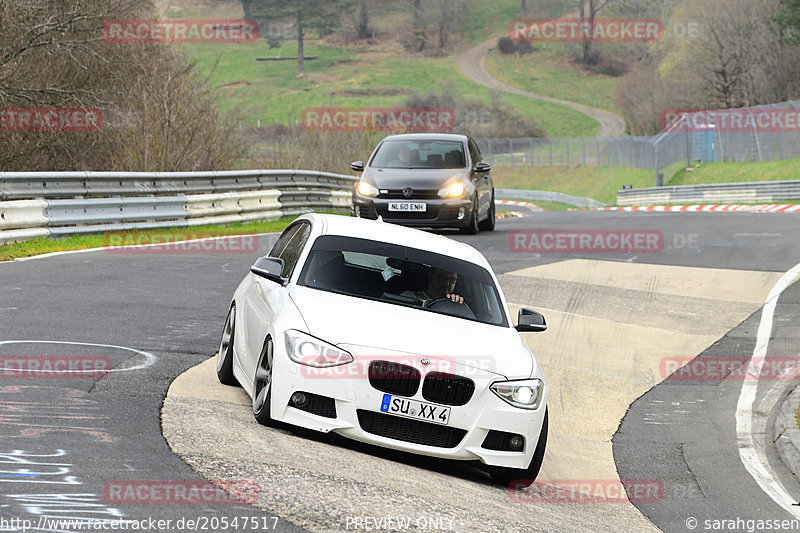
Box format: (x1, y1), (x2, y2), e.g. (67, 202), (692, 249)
(0, 340), (156, 373)
(736, 262), (800, 517)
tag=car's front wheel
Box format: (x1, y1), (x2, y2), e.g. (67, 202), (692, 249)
(460, 195), (480, 235)
(488, 408), (548, 487)
(216, 304), (239, 386)
(478, 191), (495, 231)
(253, 337), (277, 427)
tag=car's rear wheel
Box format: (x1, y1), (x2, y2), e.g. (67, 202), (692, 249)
(460, 195), (479, 235)
(253, 337), (277, 426)
(216, 304), (239, 386)
(488, 408), (548, 487)
(478, 191), (495, 231)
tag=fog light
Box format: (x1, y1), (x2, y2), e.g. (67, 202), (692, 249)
(509, 435), (525, 451)
(290, 392), (308, 407)
(457, 207), (466, 220)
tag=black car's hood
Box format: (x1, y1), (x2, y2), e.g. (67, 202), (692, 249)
(363, 167), (468, 189)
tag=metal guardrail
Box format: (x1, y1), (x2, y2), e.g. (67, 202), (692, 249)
(496, 189), (605, 208)
(616, 179), (800, 206)
(0, 170), (357, 245)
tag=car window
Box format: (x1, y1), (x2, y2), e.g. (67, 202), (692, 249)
(370, 140), (466, 169)
(270, 222), (311, 278)
(468, 138), (483, 166)
(297, 235), (508, 327)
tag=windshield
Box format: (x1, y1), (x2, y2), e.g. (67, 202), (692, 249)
(370, 139), (467, 169)
(297, 235), (508, 327)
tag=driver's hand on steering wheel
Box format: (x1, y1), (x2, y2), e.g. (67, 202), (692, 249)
(447, 293), (464, 304)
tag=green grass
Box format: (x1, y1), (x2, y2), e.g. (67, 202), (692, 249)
(458, 0), (570, 43)
(493, 165), (656, 204)
(492, 159), (800, 206)
(668, 160), (800, 186)
(0, 217), (300, 262)
(187, 40), (599, 137)
(485, 45), (620, 112)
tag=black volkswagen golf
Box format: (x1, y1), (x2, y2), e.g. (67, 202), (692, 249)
(350, 133), (495, 234)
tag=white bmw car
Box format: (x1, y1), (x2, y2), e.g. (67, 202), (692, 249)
(216, 213), (548, 485)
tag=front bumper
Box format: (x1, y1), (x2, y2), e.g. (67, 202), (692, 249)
(352, 196), (473, 229)
(269, 348), (547, 470)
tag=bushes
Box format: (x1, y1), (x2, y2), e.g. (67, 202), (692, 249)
(497, 37), (535, 55)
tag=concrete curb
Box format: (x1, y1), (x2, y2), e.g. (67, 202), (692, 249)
(774, 385), (800, 478)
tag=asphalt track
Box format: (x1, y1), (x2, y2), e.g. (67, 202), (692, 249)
(1, 211), (800, 532)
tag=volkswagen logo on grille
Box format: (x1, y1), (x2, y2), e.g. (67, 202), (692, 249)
(402, 187), (414, 198)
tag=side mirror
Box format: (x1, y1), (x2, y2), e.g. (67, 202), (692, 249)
(351, 161), (364, 172)
(251, 256), (286, 285)
(474, 161), (491, 172)
(515, 308), (547, 332)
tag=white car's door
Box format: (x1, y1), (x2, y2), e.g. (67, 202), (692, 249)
(238, 221), (313, 386)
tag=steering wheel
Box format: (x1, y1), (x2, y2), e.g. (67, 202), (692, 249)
(423, 297), (457, 309)
(423, 297), (477, 320)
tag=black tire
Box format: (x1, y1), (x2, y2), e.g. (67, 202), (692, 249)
(478, 191), (496, 231)
(216, 304), (239, 386)
(253, 337), (277, 427)
(460, 195), (479, 235)
(489, 408), (548, 487)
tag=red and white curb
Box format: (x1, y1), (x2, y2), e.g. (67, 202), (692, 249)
(578, 204), (800, 213)
(497, 199), (544, 212)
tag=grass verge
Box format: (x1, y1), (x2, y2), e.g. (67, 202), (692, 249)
(0, 217), (300, 262)
(185, 39), (599, 137)
(485, 45), (620, 113)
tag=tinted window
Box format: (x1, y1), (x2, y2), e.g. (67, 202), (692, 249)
(370, 140), (466, 169)
(468, 138), (482, 166)
(297, 235), (508, 327)
(270, 222), (311, 277)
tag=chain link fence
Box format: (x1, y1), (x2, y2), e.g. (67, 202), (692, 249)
(477, 100), (800, 186)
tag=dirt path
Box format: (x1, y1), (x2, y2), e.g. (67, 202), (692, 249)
(457, 37), (626, 137)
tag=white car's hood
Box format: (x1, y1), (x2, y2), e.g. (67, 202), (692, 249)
(289, 285), (534, 379)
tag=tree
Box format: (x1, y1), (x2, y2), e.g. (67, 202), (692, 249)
(410, 0), (426, 51)
(0, 0), (240, 171)
(435, 0), (455, 48)
(775, 0), (800, 44)
(248, 0), (353, 75)
(357, 0), (371, 39)
(577, 0), (620, 63)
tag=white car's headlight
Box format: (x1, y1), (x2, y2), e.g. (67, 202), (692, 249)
(357, 181), (379, 197)
(284, 330), (353, 367)
(438, 181), (466, 198)
(490, 379), (544, 409)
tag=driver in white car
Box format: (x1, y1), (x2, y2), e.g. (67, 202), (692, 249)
(401, 267), (464, 305)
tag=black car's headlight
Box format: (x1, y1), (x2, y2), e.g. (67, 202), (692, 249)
(356, 181), (379, 197)
(284, 330), (353, 367)
(490, 379), (545, 409)
(438, 181), (466, 198)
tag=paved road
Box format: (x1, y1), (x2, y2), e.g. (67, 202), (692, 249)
(2, 212), (800, 532)
(457, 38), (627, 137)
